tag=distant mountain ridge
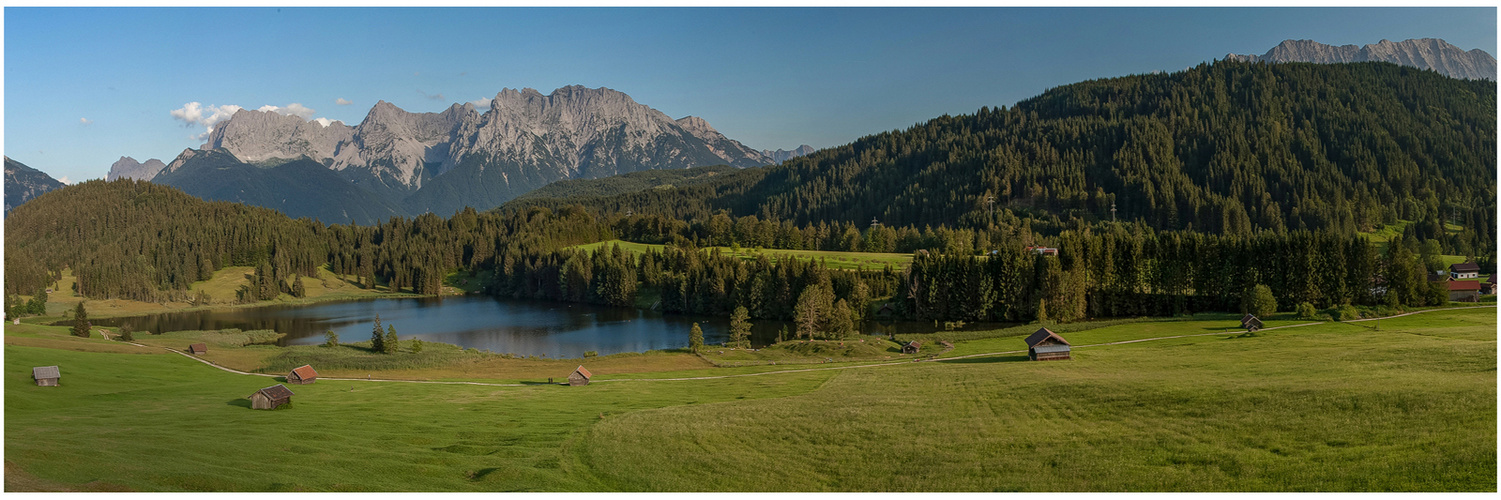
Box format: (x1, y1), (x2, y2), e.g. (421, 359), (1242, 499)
(762, 145), (816, 163)
(1226, 38), (1495, 80)
(157, 85), (782, 219)
(4, 156), (66, 215)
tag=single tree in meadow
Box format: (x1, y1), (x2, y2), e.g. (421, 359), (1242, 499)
(118, 324), (134, 342)
(1243, 284), (1277, 317)
(324, 329), (339, 347)
(70, 301), (89, 338)
(688, 322), (704, 353)
(410, 338), (423, 354)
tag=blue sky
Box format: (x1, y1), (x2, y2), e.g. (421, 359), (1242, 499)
(5, 7), (1495, 183)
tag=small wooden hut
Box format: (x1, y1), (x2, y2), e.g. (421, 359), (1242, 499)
(32, 366), (60, 386)
(188, 343), (208, 355)
(287, 365), (319, 385)
(249, 384), (294, 410)
(1024, 328), (1071, 361)
(568, 366), (592, 386)
(1241, 314), (1263, 332)
(902, 341), (921, 354)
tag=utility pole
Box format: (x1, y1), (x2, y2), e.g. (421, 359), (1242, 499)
(986, 195), (995, 226)
(1111, 201), (1117, 222)
(870, 216), (880, 228)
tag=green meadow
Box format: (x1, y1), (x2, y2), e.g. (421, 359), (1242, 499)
(4, 308), (1495, 491)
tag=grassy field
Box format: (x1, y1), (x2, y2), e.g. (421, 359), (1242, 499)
(4, 308), (1494, 491)
(571, 240), (912, 270)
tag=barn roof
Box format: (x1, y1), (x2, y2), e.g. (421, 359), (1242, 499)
(290, 365), (318, 380)
(574, 366), (592, 379)
(906, 341), (921, 348)
(255, 384), (294, 400)
(1448, 280), (1483, 292)
(1032, 344), (1071, 354)
(1451, 262), (1481, 273)
(32, 366), (59, 379)
(1024, 327), (1069, 347)
(189, 343), (207, 352)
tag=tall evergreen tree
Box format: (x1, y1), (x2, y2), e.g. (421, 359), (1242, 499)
(729, 306), (752, 347)
(370, 313), (385, 353)
(70, 301), (89, 338)
(688, 322), (704, 353)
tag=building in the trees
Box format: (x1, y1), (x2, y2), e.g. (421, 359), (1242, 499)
(1447, 280), (1482, 302)
(902, 341), (921, 354)
(1024, 328), (1071, 361)
(32, 366), (60, 386)
(287, 365), (318, 385)
(188, 343), (208, 355)
(249, 384), (294, 410)
(1450, 262), (1481, 279)
(569, 366), (592, 386)
(1026, 246), (1059, 256)
(1429, 271), (1452, 282)
(1241, 314), (1263, 331)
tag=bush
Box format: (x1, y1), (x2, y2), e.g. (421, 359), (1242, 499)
(1242, 285), (1277, 317)
(584, 350), (598, 358)
(118, 324), (134, 342)
(1330, 304), (1361, 322)
(324, 329), (339, 347)
(1295, 302), (1318, 319)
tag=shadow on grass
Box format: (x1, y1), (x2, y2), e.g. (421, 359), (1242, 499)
(226, 399), (252, 409)
(937, 354), (1029, 364)
(520, 381), (562, 386)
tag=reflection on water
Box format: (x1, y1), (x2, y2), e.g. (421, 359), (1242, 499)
(87, 295), (1010, 358)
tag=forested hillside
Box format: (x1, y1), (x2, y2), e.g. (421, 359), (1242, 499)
(506, 61), (1496, 255)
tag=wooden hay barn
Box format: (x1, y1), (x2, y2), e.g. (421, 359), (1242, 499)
(902, 341), (921, 354)
(569, 366), (592, 386)
(188, 343), (208, 355)
(287, 365), (319, 385)
(249, 384), (294, 410)
(1448, 280), (1482, 302)
(32, 366), (60, 387)
(1241, 314), (1263, 332)
(1024, 328), (1071, 361)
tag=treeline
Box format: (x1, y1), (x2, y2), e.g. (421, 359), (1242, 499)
(490, 243), (895, 323)
(504, 61), (1496, 257)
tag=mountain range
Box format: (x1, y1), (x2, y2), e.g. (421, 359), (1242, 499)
(1226, 38), (1496, 80)
(4, 157), (65, 215)
(107, 85), (818, 223)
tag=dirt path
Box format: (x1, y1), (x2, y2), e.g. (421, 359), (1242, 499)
(105, 305), (1495, 386)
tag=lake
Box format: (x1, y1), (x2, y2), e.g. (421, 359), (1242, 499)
(88, 295), (1007, 358)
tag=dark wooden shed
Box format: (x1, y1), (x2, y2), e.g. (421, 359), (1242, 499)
(569, 366), (592, 386)
(32, 366), (60, 387)
(901, 341), (921, 354)
(188, 343), (208, 355)
(1241, 315), (1263, 332)
(287, 365), (319, 385)
(1024, 328), (1071, 361)
(249, 384), (294, 410)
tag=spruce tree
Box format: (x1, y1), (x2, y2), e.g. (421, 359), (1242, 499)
(370, 314), (384, 352)
(70, 301), (89, 338)
(385, 324), (399, 354)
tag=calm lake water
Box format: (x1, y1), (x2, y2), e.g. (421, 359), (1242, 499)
(89, 295), (1008, 358)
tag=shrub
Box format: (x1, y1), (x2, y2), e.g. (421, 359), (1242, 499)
(324, 329), (339, 347)
(584, 350), (598, 358)
(118, 324), (134, 342)
(1295, 302), (1318, 319)
(410, 338), (423, 354)
(1331, 304), (1361, 322)
(1242, 285), (1277, 317)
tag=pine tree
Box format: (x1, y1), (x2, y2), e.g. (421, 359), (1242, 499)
(370, 313), (385, 352)
(70, 301), (89, 338)
(729, 306), (752, 347)
(292, 274), (307, 298)
(688, 322), (704, 353)
(385, 324), (399, 354)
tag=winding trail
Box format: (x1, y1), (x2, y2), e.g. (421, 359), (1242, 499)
(107, 305), (1495, 386)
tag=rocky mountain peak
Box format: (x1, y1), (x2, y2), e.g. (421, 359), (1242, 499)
(1226, 37), (1496, 80)
(107, 156), (167, 181)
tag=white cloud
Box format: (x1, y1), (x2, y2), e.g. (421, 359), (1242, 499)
(171, 102), (243, 140)
(257, 103), (315, 120)
(57, 176), (71, 185)
(79, 117), (93, 126)
(336, 98), (352, 105)
(312, 117), (341, 127)
(468, 98), (492, 110)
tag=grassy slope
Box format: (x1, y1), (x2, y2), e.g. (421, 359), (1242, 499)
(578, 308), (1496, 491)
(5, 309), (1494, 491)
(572, 240), (912, 270)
